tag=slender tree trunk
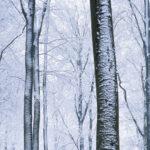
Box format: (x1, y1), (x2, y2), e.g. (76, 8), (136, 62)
(43, 1), (50, 150)
(32, 3), (48, 149)
(79, 122), (84, 150)
(144, 0), (150, 149)
(53, 93), (59, 150)
(21, 1), (47, 150)
(32, 31), (40, 150)
(77, 44), (84, 150)
(23, 1), (35, 150)
(88, 78), (94, 150)
(90, 0), (119, 149)
(4, 130), (7, 150)
(88, 100), (92, 150)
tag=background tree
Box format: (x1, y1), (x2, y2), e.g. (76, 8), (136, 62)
(20, 0), (48, 150)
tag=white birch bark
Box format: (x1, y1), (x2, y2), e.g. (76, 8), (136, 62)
(43, 1), (50, 150)
(53, 93), (59, 150)
(20, 1), (35, 150)
(32, 1), (48, 150)
(32, 31), (40, 150)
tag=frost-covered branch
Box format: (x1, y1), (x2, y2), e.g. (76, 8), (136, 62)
(0, 25), (26, 62)
(118, 74), (144, 137)
(81, 50), (90, 75)
(58, 109), (79, 150)
(38, 0), (48, 35)
(131, 1), (145, 25)
(127, 0), (145, 45)
(81, 77), (94, 123)
(19, 0), (27, 20)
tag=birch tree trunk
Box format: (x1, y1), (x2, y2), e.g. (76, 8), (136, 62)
(32, 32), (40, 150)
(43, 1), (50, 150)
(22, 1), (35, 150)
(32, 2), (48, 150)
(90, 0), (119, 149)
(20, 1), (47, 150)
(53, 93), (59, 150)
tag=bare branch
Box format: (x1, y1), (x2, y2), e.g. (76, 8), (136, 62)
(81, 76), (94, 123)
(38, 0), (49, 35)
(127, 0), (145, 45)
(0, 25), (26, 62)
(39, 41), (68, 55)
(117, 73), (144, 137)
(74, 94), (80, 123)
(81, 50), (90, 75)
(114, 17), (125, 30)
(19, 0), (27, 20)
(58, 109), (79, 150)
(39, 38), (64, 44)
(9, 0), (22, 15)
(9, 75), (25, 82)
(141, 66), (146, 98)
(131, 1), (145, 25)
(69, 59), (76, 72)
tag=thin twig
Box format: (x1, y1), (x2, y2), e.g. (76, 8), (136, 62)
(127, 0), (145, 45)
(117, 73), (144, 137)
(58, 109), (79, 150)
(0, 25), (26, 62)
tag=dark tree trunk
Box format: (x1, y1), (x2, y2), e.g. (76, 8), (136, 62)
(32, 32), (40, 150)
(21, 0), (47, 150)
(144, 0), (150, 149)
(23, 1), (35, 150)
(90, 0), (119, 149)
(88, 102), (92, 150)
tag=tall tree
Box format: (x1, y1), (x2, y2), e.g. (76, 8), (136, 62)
(144, 0), (150, 149)
(32, 1), (48, 150)
(126, 0), (150, 149)
(90, 0), (119, 149)
(20, 0), (48, 150)
(20, 1), (35, 150)
(53, 2), (94, 149)
(43, 1), (50, 150)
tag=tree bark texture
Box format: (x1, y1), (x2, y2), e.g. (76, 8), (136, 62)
(23, 1), (35, 150)
(90, 0), (119, 149)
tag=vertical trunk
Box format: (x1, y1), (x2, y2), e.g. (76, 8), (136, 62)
(77, 44), (84, 150)
(90, 0), (119, 149)
(32, 32), (40, 150)
(144, 2), (147, 149)
(88, 101), (92, 150)
(53, 93), (59, 150)
(145, 0), (150, 149)
(43, 2), (50, 150)
(24, 1), (35, 150)
(79, 123), (84, 150)
(4, 130), (7, 150)
(22, 1), (47, 150)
